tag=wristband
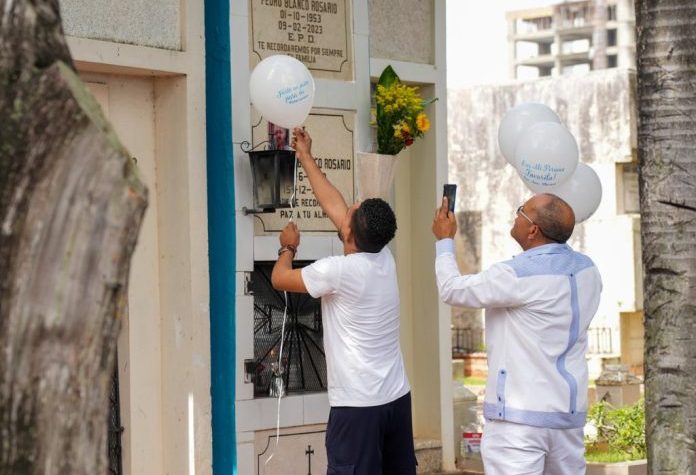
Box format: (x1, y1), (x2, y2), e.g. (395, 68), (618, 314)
(278, 244), (297, 258)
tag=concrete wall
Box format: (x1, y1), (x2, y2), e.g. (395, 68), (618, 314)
(60, 0), (181, 50)
(452, 210), (483, 347)
(368, 0), (434, 64)
(66, 0), (210, 473)
(395, 108), (443, 442)
(85, 76), (165, 475)
(448, 68), (642, 369)
(621, 311), (644, 375)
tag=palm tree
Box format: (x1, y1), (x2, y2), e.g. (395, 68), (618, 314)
(0, 0), (147, 472)
(635, 1), (696, 472)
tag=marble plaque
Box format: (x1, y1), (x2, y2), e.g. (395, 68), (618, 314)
(256, 425), (327, 475)
(252, 108), (355, 234)
(250, 0), (353, 80)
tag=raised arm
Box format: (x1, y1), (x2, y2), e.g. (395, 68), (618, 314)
(432, 198), (522, 308)
(291, 128), (349, 229)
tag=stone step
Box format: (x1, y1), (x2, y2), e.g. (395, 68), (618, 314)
(456, 457), (484, 474)
(414, 438), (442, 473)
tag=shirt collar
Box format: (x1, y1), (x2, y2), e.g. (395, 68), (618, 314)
(517, 242), (571, 259)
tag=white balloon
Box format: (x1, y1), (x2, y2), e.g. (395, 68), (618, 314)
(525, 163), (602, 223)
(498, 103), (561, 165)
(249, 55), (315, 129)
(515, 122), (579, 189)
(552, 163), (602, 223)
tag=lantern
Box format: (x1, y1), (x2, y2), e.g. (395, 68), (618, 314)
(243, 143), (296, 213)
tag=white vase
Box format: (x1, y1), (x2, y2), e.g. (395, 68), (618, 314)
(355, 152), (398, 201)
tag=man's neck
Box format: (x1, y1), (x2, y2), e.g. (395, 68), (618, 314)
(343, 244), (359, 255)
(521, 239), (556, 252)
(342, 238), (361, 255)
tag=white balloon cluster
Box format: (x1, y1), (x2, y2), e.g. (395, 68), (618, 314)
(498, 103), (602, 223)
(249, 55), (316, 129)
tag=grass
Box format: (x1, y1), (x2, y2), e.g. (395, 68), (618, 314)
(462, 376), (487, 386)
(585, 448), (643, 463)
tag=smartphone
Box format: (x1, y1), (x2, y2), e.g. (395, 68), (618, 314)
(443, 184), (457, 213)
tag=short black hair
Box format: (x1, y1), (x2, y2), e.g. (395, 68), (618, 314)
(351, 198), (397, 253)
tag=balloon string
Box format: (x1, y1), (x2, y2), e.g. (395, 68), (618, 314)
(265, 291), (289, 466)
(264, 153), (298, 466)
(289, 154), (298, 222)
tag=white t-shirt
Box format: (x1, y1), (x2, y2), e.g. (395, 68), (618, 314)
(301, 247), (410, 407)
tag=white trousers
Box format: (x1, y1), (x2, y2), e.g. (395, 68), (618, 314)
(480, 420), (585, 475)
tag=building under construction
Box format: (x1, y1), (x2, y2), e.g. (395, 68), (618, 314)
(507, 0), (635, 79)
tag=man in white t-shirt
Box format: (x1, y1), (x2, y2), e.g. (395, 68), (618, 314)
(271, 128), (416, 475)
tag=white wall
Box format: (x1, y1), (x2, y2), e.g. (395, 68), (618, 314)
(66, 0), (211, 473)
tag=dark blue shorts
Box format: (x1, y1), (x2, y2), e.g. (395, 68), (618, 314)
(325, 392), (417, 475)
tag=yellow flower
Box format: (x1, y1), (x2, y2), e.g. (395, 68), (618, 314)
(374, 65), (436, 154)
(416, 112), (430, 132)
(393, 122), (410, 138)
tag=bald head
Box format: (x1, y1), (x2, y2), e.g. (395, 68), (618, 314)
(528, 194), (575, 243)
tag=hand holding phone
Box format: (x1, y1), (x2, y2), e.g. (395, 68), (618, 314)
(433, 184), (458, 240)
(443, 184), (457, 213)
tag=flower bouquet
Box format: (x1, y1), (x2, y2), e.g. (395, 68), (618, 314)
(356, 65), (436, 199)
(374, 65), (435, 155)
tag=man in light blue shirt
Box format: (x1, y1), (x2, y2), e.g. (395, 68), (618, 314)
(433, 193), (602, 475)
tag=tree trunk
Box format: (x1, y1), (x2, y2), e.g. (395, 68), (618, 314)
(0, 1), (147, 473)
(635, 0), (696, 472)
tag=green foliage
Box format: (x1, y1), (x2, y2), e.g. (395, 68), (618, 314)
(585, 449), (637, 463)
(462, 376), (487, 386)
(374, 65), (435, 155)
(377, 64), (399, 89)
(585, 398), (646, 461)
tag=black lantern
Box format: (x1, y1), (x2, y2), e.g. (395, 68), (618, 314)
(242, 142), (296, 213)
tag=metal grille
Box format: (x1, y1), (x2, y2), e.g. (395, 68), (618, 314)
(252, 261), (326, 397)
(587, 327), (614, 354)
(108, 357), (124, 475)
(451, 326), (484, 357)
(452, 327), (473, 357)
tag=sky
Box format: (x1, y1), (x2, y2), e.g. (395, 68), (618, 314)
(446, 0), (563, 89)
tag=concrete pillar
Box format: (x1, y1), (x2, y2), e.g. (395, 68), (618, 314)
(593, 0), (608, 70)
(616, 0), (636, 69)
(507, 15), (518, 79)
